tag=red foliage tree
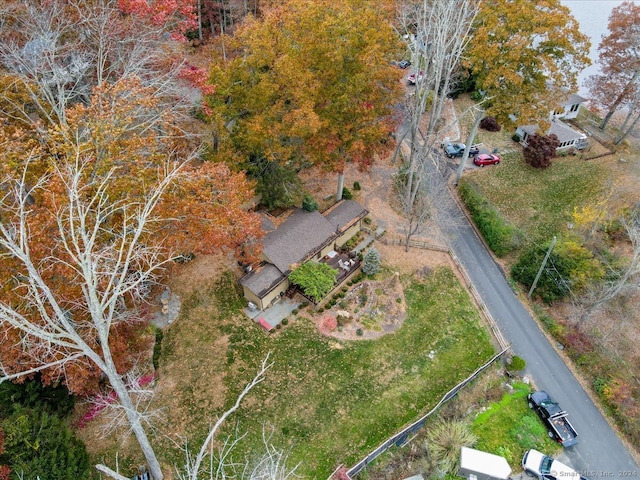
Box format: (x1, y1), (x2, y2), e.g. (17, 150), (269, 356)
(586, 1), (640, 130)
(523, 133), (559, 169)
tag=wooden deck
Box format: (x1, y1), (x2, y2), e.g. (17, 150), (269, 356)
(321, 251), (360, 284)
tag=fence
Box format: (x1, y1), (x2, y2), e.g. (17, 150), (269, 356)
(334, 348), (509, 480)
(326, 230), (512, 479)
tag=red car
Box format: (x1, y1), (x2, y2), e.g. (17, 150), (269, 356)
(473, 153), (501, 166)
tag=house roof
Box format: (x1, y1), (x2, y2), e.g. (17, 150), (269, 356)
(565, 93), (586, 106)
(261, 208), (336, 274)
(239, 263), (285, 298)
(323, 200), (369, 234)
(519, 119), (586, 143)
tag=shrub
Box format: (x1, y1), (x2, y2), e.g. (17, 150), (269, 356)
(317, 307), (324, 313)
(363, 216), (372, 225)
(282, 318), (289, 325)
(523, 133), (559, 169)
(1, 407), (90, 480)
(353, 181), (361, 191)
(341, 286), (348, 293)
(424, 420), (477, 474)
(480, 116), (501, 132)
(512, 133), (521, 142)
(356, 328), (364, 336)
(291, 309), (298, 315)
(470, 90), (484, 101)
(341, 187), (353, 200)
(458, 180), (521, 257)
(507, 355), (526, 371)
(302, 194), (319, 212)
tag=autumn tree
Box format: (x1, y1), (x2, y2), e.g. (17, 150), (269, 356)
(0, 0), (202, 132)
(586, 1), (640, 132)
(523, 133), (560, 169)
(465, 0), (591, 128)
(579, 211), (640, 323)
(0, 77), (265, 479)
(206, 0), (403, 205)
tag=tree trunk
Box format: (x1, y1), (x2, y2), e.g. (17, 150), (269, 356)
(455, 106), (483, 185)
(600, 70), (640, 130)
(614, 108), (640, 144)
(335, 172), (344, 201)
(107, 368), (164, 480)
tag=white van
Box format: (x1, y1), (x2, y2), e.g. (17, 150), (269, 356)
(522, 449), (587, 480)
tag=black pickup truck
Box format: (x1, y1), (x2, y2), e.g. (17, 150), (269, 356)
(528, 390), (578, 447)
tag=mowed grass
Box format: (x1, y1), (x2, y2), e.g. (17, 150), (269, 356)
(154, 268), (495, 478)
(462, 152), (610, 244)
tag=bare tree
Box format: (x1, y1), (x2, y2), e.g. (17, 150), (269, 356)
(0, 155), (188, 480)
(0, 0), (196, 132)
(579, 213), (640, 323)
(394, 0), (479, 246)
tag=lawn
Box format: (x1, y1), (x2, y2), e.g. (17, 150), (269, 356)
(471, 382), (560, 469)
(461, 152), (609, 245)
(153, 267), (496, 478)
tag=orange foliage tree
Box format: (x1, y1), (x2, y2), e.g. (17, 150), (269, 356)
(206, 0), (404, 204)
(0, 78), (262, 394)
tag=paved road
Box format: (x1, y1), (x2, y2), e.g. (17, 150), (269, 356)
(436, 159), (639, 478)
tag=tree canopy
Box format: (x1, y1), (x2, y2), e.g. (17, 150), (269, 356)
(205, 0), (404, 205)
(465, 0), (591, 127)
(289, 262), (338, 302)
(586, 1), (640, 138)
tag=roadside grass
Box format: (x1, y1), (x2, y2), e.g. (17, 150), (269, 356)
(349, 370), (561, 479)
(471, 382), (560, 468)
(153, 267), (495, 478)
(461, 152), (609, 245)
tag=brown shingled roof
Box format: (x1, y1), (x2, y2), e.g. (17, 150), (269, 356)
(262, 208), (336, 274)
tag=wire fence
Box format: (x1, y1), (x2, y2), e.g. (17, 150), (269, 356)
(326, 232), (512, 479)
(333, 348), (509, 480)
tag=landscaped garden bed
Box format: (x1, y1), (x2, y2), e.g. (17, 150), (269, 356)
(78, 257), (497, 478)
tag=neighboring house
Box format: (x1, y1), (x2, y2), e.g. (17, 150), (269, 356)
(552, 92), (586, 121)
(515, 90), (589, 151)
(239, 200), (369, 311)
(516, 118), (588, 151)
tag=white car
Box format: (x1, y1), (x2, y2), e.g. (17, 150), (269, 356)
(522, 449), (587, 480)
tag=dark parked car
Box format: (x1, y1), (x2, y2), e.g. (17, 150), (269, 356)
(398, 60), (411, 69)
(473, 153), (501, 166)
(528, 390), (578, 447)
(443, 142), (479, 158)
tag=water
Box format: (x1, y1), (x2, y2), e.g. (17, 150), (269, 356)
(561, 1), (635, 96)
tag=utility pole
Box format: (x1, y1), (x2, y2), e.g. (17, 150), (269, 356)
(528, 236), (558, 299)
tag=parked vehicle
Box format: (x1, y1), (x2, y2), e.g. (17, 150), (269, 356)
(522, 449), (587, 480)
(442, 142), (480, 158)
(473, 153), (501, 166)
(407, 70), (424, 84)
(398, 60), (411, 69)
(528, 390), (578, 447)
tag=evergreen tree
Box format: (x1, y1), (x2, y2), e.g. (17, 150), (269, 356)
(362, 248), (381, 275)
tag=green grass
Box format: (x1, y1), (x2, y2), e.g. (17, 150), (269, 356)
(463, 152), (609, 245)
(471, 382), (560, 468)
(156, 267), (496, 478)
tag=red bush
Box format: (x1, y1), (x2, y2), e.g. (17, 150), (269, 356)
(480, 116), (501, 132)
(523, 133), (559, 168)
